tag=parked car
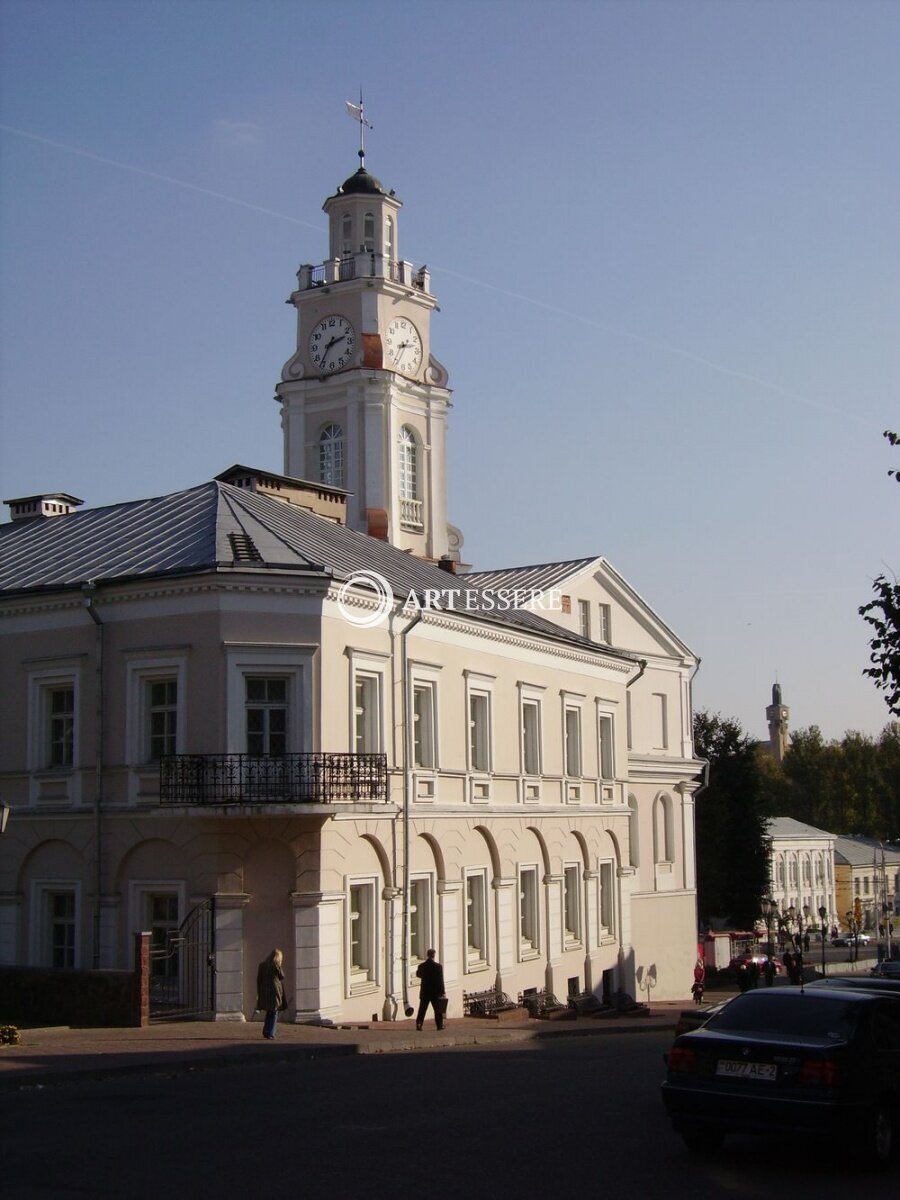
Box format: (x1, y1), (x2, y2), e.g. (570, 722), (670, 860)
(674, 997), (734, 1038)
(728, 953), (785, 975)
(810, 976), (900, 995)
(832, 932), (872, 947)
(661, 987), (900, 1165)
(871, 960), (900, 979)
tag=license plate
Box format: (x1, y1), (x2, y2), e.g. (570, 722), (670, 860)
(716, 1059), (777, 1081)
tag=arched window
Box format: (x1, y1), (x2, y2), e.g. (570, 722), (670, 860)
(398, 426), (422, 530)
(341, 214), (352, 257)
(385, 215), (394, 262)
(653, 794), (674, 863)
(363, 212), (375, 253)
(318, 423), (344, 488)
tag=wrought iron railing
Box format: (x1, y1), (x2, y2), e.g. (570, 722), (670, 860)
(159, 753), (388, 806)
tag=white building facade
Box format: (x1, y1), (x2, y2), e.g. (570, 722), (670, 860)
(0, 160), (703, 1018)
(765, 817), (837, 936)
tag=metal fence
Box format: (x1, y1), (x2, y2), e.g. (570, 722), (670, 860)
(160, 752), (388, 806)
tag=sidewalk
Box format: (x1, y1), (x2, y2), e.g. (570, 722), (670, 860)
(0, 1000), (691, 1091)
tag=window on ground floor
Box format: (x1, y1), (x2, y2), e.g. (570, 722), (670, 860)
(465, 870), (488, 969)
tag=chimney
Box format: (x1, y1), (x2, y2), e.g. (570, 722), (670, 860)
(5, 493), (84, 523)
(438, 556), (457, 574)
(365, 508), (389, 541)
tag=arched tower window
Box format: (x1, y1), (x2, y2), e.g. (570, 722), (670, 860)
(363, 212), (375, 253)
(341, 214), (352, 256)
(318, 423), (344, 488)
(385, 215), (394, 262)
(653, 794), (674, 864)
(627, 794), (640, 868)
(398, 425), (422, 530)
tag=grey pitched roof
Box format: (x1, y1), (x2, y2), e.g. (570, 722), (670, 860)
(466, 557), (600, 594)
(833, 836), (900, 868)
(0, 478), (638, 662)
(766, 817), (836, 840)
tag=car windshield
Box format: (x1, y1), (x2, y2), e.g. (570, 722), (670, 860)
(705, 993), (861, 1040)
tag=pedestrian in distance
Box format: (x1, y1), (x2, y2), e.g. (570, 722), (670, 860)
(747, 959), (760, 989)
(415, 948), (446, 1030)
(256, 948), (286, 1040)
(764, 957), (776, 987)
(691, 979), (704, 1005)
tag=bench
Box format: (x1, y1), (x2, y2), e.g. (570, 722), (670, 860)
(518, 988), (568, 1018)
(462, 988), (518, 1018)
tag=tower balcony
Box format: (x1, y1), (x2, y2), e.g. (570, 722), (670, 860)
(399, 498), (424, 530)
(296, 255), (430, 294)
(159, 753), (388, 807)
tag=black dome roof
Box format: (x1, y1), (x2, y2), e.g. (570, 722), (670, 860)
(337, 165), (387, 196)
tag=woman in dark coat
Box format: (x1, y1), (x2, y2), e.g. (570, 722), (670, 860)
(256, 948), (285, 1040)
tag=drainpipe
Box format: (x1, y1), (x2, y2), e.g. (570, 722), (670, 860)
(82, 581), (104, 969)
(399, 603), (424, 1019)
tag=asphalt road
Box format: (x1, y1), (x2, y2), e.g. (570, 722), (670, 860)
(1, 1031), (889, 1199)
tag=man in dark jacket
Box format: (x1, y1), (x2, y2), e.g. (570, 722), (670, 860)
(415, 948), (445, 1031)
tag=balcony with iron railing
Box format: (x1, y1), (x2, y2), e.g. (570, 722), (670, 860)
(159, 753), (388, 807)
(296, 255), (430, 293)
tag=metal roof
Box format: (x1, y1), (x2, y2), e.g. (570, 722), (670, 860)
(465, 557), (600, 594)
(766, 817), (836, 841)
(0, 478), (637, 663)
(833, 835), (900, 868)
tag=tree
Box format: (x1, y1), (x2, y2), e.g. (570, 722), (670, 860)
(860, 430), (900, 717)
(693, 711), (771, 929)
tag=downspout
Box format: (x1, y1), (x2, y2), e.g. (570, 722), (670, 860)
(399, 603), (424, 1019)
(82, 581), (104, 969)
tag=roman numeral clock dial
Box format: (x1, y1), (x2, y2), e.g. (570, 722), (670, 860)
(309, 315), (356, 374)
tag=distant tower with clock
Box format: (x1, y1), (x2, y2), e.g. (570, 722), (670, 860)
(276, 151), (462, 564)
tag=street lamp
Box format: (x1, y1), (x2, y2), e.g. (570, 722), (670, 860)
(761, 898), (777, 957)
(818, 905), (827, 977)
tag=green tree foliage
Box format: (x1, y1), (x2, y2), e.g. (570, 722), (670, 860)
(775, 722), (900, 839)
(693, 711), (770, 928)
(860, 430), (900, 717)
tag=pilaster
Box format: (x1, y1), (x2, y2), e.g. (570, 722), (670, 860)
(292, 891), (345, 1024)
(213, 892), (250, 1021)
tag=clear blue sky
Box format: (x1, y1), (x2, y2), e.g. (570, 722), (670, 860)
(1, 0), (897, 742)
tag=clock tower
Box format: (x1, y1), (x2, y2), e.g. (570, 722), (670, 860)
(276, 154), (461, 564)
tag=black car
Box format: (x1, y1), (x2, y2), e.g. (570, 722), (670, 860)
(661, 988), (900, 1165)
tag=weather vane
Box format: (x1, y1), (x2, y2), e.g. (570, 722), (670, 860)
(345, 91), (373, 167)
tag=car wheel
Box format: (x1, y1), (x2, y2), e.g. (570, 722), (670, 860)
(868, 1106), (894, 1167)
(680, 1126), (725, 1157)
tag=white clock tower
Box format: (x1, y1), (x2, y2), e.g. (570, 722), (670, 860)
(276, 152), (461, 564)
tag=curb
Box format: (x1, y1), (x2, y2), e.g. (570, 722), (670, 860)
(0, 1017), (678, 1091)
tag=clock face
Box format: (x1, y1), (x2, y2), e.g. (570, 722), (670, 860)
(385, 317), (423, 375)
(309, 315), (356, 374)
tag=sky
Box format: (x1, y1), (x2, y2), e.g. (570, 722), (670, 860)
(1, 0), (897, 744)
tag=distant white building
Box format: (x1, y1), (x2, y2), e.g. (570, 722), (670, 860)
(765, 817), (837, 934)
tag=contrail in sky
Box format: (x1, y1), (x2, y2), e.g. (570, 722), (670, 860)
(0, 123), (861, 422)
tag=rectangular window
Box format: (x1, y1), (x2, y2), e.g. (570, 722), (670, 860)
(348, 882), (376, 983)
(354, 674), (382, 754)
(600, 862), (614, 933)
(148, 680), (177, 760)
(653, 692), (668, 750)
(412, 682), (436, 769)
(48, 687), (74, 768)
(469, 692), (491, 772)
(522, 699), (541, 776)
(246, 677), (287, 755)
(519, 866), (539, 954)
(409, 877), (432, 967)
(49, 891), (76, 968)
(563, 865), (582, 945)
(564, 706), (582, 777)
(599, 713), (615, 780)
(597, 604), (612, 644)
(148, 894), (179, 979)
(578, 599), (590, 639)
(465, 871), (488, 967)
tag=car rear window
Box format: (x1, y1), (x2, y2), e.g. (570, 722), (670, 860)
(705, 993), (861, 1040)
